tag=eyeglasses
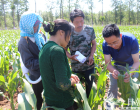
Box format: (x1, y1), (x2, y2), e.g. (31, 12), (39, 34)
(107, 38), (121, 47)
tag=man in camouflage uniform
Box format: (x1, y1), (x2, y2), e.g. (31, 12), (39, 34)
(66, 9), (96, 97)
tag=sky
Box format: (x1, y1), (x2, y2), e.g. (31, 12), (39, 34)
(28, 0), (113, 14)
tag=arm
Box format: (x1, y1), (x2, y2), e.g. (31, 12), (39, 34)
(124, 38), (139, 82)
(65, 48), (72, 59)
(65, 48), (78, 61)
(52, 47), (76, 91)
(124, 53), (139, 83)
(18, 39), (39, 71)
(130, 53), (139, 76)
(87, 39), (96, 65)
(104, 54), (120, 79)
(90, 39), (96, 57)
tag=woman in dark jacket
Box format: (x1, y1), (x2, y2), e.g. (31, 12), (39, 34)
(18, 11), (46, 110)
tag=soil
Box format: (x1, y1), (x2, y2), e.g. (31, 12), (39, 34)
(0, 87), (22, 110)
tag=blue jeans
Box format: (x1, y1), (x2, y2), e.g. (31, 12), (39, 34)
(73, 68), (95, 98)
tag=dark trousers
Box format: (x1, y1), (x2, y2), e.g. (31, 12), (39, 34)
(32, 81), (43, 110)
(73, 68), (95, 98)
(47, 105), (74, 110)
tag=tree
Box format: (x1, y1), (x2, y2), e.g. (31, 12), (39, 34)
(86, 0), (94, 25)
(119, 0), (124, 25)
(61, 0), (63, 18)
(98, 11), (101, 25)
(55, 0), (63, 18)
(16, 0), (29, 27)
(0, 2), (3, 27)
(136, 0), (140, 25)
(112, 0), (119, 24)
(125, 0), (135, 25)
(10, 2), (15, 29)
(68, 0), (71, 21)
(75, 0), (80, 9)
(99, 0), (104, 25)
(0, 0), (8, 29)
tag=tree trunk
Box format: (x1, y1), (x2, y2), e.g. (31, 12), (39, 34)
(120, 0), (122, 25)
(17, 12), (19, 27)
(69, 0), (70, 21)
(1, 0), (7, 29)
(12, 9), (15, 29)
(91, 8), (93, 26)
(0, 20), (1, 27)
(137, 0), (138, 25)
(108, 12), (110, 24)
(98, 11), (100, 24)
(16, 0), (20, 27)
(102, 0), (103, 25)
(115, 7), (117, 24)
(129, 1), (130, 25)
(17, 4), (20, 26)
(61, 0), (63, 19)
(60, 3), (61, 18)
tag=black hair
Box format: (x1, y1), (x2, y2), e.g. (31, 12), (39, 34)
(102, 24), (120, 38)
(43, 19), (72, 40)
(70, 9), (85, 22)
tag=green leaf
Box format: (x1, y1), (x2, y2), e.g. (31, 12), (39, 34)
(8, 71), (18, 89)
(0, 75), (5, 83)
(117, 74), (131, 103)
(74, 87), (83, 109)
(22, 78), (37, 110)
(137, 89), (140, 98)
(18, 93), (32, 110)
(96, 66), (107, 90)
(12, 60), (18, 73)
(88, 82), (96, 107)
(130, 77), (139, 101)
(76, 83), (91, 110)
(0, 57), (4, 75)
(11, 70), (18, 81)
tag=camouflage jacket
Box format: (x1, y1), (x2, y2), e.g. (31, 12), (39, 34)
(67, 25), (96, 72)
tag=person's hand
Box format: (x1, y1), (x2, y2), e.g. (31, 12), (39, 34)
(71, 74), (80, 83)
(124, 72), (130, 83)
(112, 70), (120, 79)
(70, 78), (77, 87)
(87, 56), (94, 65)
(130, 73), (134, 77)
(70, 55), (79, 61)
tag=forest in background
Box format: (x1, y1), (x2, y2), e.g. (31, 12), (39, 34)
(0, 0), (140, 29)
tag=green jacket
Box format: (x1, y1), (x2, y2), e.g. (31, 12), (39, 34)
(39, 41), (74, 108)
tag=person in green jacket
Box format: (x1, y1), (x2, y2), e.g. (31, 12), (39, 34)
(39, 19), (80, 110)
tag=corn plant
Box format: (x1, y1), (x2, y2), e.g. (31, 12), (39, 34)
(18, 78), (37, 110)
(107, 64), (140, 108)
(74, 64), (108, 110)
(0, 70), (19, 110)
(18, 77), (66, 110)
